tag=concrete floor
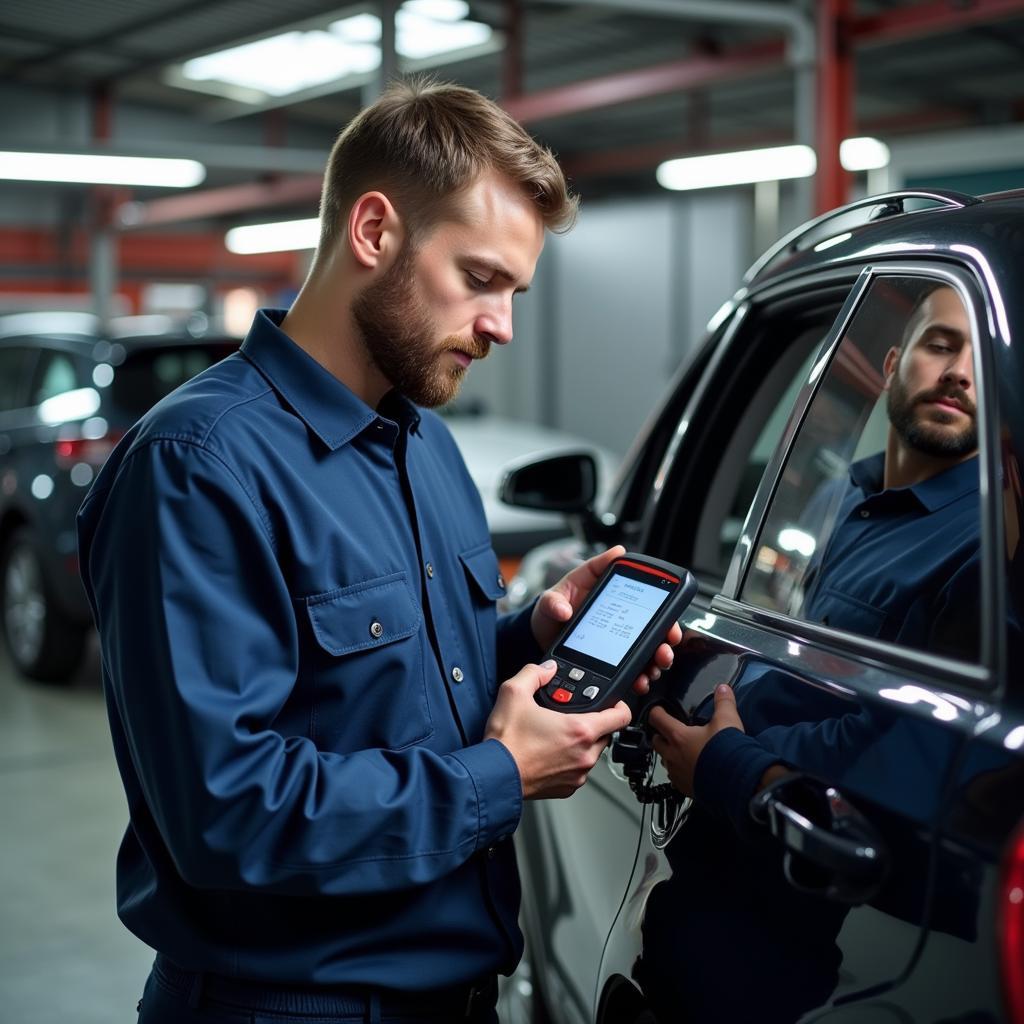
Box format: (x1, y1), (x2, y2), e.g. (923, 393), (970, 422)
(0, 637), (153, 1023)
(0, 637), (531, 1024)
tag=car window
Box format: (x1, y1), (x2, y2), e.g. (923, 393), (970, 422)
(0, 346), (37, 412)
(741, 275), (982, 664)
(31, 351), (80, 404)
(110, 343), (237, 416)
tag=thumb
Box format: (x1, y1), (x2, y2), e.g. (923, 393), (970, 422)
(520, 659), (559, 693)
(711, 683), (744, 733)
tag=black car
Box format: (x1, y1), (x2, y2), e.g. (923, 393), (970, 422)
(501, 189), (1024, 1024)
(0, 312), (238, 681)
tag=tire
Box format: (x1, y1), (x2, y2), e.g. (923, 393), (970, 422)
(1, 526), (88, 682)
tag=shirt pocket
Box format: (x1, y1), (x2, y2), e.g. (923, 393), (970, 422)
(813, 587), (887, 639)
(459, 543), (507, 698)
(303, 572), (433, 750)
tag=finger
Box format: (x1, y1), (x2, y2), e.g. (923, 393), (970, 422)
(649, 666), (661, 682)
(666, 621), (683, 646)
(711, 683), (744, 731)
(652, 643), (675, 670)
(536, 588), (574, 622)
(647, 705), (684, 739)
(632, 674), (651, 695)
(588, 699), (632, 737)
(560, 545), (626, 603)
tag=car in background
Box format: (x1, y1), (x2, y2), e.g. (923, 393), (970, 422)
(501, 189), (1024, 1023)
(0, 314), (616, 684)
(0, 312), (238, 682)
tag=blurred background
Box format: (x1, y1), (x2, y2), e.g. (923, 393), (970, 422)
(1, 1), (1023, 1020)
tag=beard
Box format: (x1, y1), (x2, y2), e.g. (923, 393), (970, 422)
(887, 374), (977, 458)
(351, 243), (489, 408)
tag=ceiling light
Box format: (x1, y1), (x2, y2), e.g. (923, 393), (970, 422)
(840, 137), (890, 172)
(0, 151), (205, 188)
(178, 4), (494, 101)
(657, 145), (817, 191)
(225, 218), (320, 254)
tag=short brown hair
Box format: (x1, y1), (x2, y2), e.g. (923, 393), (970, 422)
(317, 77), (577, 254)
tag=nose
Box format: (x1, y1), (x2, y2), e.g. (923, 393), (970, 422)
(474, 296), (514, 346)
(942, 345), (973, 391)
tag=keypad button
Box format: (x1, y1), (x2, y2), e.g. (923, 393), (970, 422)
(568, 667), (585, 681)
(582, 685), (600, 700)
(551, 687), (573, 704)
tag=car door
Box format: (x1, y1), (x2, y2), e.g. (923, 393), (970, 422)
(601, 264), (1007, 1023)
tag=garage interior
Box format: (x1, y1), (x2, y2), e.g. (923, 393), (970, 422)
(2, 2), (1023, 1021)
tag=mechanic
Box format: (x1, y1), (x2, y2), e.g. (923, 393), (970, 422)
(78, 78), (680, 1024)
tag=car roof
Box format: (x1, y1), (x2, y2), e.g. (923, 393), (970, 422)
(745, 188), (1024, 289)
(0, 311), (239, 353)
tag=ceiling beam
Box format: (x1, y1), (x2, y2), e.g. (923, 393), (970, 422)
(504, 39), (785, 125)
(851, 0), (1024, 44)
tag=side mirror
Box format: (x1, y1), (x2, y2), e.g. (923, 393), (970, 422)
(499, 451), (598, 513)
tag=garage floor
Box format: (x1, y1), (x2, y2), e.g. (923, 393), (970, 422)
(0, 639), (530, 1024)
(0, 638), (152, 1023)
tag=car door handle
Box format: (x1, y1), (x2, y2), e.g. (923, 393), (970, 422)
(749, 773), (889, 904)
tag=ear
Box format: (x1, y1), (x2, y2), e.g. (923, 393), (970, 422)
(347, 191), (403, 270)
(882, 346), (901, 390)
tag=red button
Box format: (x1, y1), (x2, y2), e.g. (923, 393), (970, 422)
(551, 687), (574, 704)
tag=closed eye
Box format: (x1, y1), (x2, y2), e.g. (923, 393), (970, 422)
(466, 272), (489, 291)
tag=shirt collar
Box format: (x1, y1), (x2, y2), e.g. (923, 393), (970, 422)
(240, 309), (420, 449)
(849, 450), (979, 512)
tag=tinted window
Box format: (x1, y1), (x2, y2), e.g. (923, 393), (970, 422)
(0, 346), (36, 412)
(110, 343), (237, 416)
(741, 276), (982, 663)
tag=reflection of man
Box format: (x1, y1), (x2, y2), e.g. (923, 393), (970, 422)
(638, 285), (981, 1023)
(799, 284), (979, 653)
(651, 283), (979, 791)
(78, 80), (677, 1024)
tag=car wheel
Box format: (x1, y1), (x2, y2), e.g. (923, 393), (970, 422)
(1, 526), (87, 682)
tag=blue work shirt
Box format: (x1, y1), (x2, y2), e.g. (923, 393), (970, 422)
(802, 451), (980, 658)
(77, 309), (541, 989)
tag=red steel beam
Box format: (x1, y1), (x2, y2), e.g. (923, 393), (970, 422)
(815, 0), (854, 215)
(852, 0), (1024, 44)
(119, 175), (323, 230)
(503, 39), (785, 125)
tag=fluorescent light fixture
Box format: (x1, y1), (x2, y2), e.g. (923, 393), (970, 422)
(0, 151), (205, 188)
(226, 218), (320, 254)
(179, 2), (493, 101)
(657, 145), (817, 191)
(840, 137), (890, 172)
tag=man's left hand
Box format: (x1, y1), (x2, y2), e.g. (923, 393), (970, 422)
(530, 545), (682, 693)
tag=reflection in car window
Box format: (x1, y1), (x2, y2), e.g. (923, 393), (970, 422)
(742, 277), (981, 662)
(0, 348), (33, 412)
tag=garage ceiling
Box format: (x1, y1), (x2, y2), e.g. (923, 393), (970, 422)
(2, 0), (1023, 209)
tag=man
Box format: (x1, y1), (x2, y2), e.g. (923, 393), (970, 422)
(78, 79), (678, 1023)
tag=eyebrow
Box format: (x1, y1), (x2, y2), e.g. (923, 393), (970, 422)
(470, 259), (530, 294)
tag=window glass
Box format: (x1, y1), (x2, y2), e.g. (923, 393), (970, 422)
(741, 277), (981, 663)
(0, 347), (33, 412)
(32, 351), (79, 404)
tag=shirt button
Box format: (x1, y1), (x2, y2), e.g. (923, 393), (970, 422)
(425, 562), (434, 579)
(497, 573), (505, 589)
(452, 666), (464, 683)
(486, 846), (496, 859)
(860, 509), (870, 518)
(370, 620), (384, 638)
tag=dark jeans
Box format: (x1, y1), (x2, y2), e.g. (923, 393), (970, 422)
(137, 957), (500, 1024)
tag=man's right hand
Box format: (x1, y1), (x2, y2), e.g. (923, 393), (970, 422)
(484, 660), (633, 800)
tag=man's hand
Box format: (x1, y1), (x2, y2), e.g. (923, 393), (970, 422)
(485, 660), (632, 799)
(648, 684), (744, 797)
(530, 545), (683, 694)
